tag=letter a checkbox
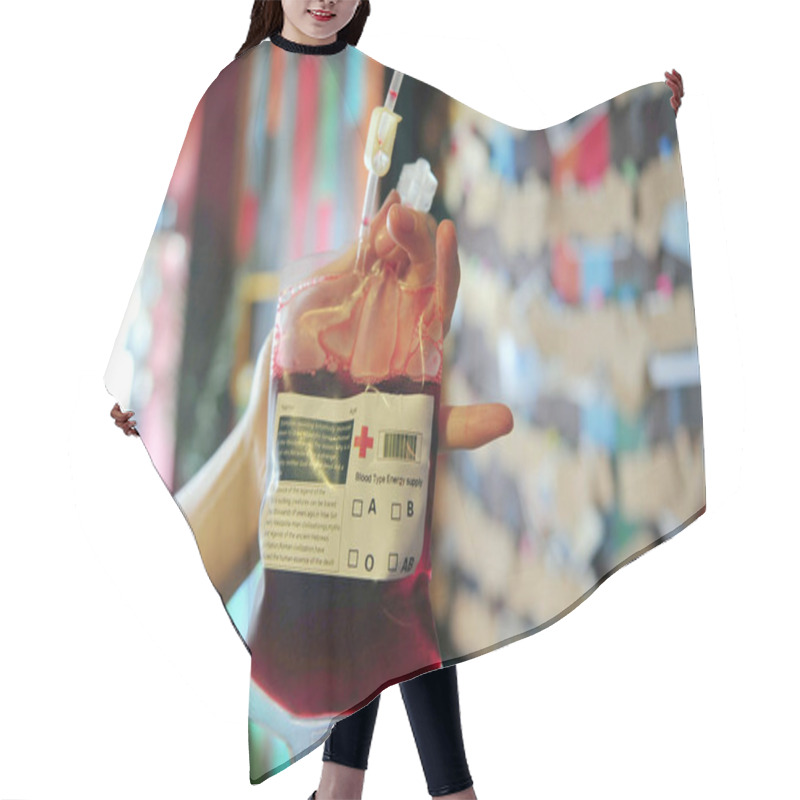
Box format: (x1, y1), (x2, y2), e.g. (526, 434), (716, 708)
(352, 499), (363, 517)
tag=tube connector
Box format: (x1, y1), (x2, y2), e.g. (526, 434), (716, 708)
(364, 107), (403, 177)
(398, 158), (438, 213)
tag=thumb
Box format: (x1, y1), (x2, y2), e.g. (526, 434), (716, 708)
(387, 204), (435, 266)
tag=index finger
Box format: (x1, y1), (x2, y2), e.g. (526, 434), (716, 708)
(436, 219), (460, 338)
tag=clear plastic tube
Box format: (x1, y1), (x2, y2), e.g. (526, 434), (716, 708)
(354, 70), (405, 276)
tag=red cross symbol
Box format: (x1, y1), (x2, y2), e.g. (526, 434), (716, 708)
(353, 425), (374, 458)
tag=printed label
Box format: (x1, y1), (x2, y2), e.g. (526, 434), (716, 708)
(260, 390), (435, 580)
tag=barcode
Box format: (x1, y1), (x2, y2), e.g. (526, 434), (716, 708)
(383, 432), (418, 461)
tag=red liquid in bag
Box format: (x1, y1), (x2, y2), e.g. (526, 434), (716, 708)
(247, 370), (442, 717)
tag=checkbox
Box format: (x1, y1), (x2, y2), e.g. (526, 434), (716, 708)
(391, 502), (401, 521)
(348, 549), (359, 568)
(388, 553), (398, 571)
(352, 499), (363, 517)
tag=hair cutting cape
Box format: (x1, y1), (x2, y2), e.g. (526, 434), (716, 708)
(104, 35), (705, 784)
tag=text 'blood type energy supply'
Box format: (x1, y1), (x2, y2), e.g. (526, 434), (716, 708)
(260, 390), (434, 580)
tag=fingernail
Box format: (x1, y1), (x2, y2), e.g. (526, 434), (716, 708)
(375, 228), (390, 253)
(392, 205), (413, 233)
